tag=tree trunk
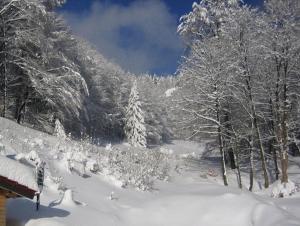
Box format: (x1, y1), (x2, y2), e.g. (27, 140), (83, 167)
(233, 142), (242, 189)
(223, 110), (236, 169)
(1, 16), (7, 118)
(2, 61), (7, 118)
(246, 77), (269, 188)
(280, 66), (289, 183)
(248, 136), (254, 192)
(218, 126), (228, 186)
(15, 91), (29, 124)
(279, 114), (289, 183)
(216, 96), (228, 186)
(268, 98), (280, 180)
(269, 138), (280, 180)
(239, 29), (269, 188)
(252, 115), (269, 188)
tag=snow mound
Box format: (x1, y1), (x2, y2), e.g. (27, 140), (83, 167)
(60, 190), (77, 207)
(58, 189), (85, 207)
(26, 219), (66, 226)
(159, 147), (174, 155)
(15, 150), (41, 165)
(271, 180), (297, 198)
(0, 155), (38, 191)
(122, 191), (298, 226)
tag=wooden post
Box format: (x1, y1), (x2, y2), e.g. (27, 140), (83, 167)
(0, 194), (6, 226)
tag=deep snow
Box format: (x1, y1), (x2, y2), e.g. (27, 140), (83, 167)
(0, 155), (38, 191)
(0, 117), (299, 226)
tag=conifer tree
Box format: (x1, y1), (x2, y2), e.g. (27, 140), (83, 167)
(54, 118), (67, 140)
(124, 81), (147, 148)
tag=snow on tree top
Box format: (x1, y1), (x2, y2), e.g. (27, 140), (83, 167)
(0, 155), (38, 191)
(165, 88), (177, 97)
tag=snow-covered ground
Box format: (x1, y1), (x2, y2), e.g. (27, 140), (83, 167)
(0, 117), (300, 226)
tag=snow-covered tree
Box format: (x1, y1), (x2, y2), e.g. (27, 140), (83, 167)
(136, 75), (174, 146)
(262, 0), (300, 185)
(177, 0), (300, 191)
(53, 118), (67, 140)
(124, 81), (147, 148)
(178, 0), (241, 42)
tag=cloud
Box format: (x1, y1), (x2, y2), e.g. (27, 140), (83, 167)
(62, 0), (184, 74)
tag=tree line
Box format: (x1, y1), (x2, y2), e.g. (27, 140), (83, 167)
(176, 0), (300, 188)
(0, 0), (175, 146)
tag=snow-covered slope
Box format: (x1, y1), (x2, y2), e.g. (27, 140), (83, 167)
(0, 117), (299, 226)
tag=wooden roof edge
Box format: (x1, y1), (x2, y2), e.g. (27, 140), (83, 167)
(0, 175), (37, 199)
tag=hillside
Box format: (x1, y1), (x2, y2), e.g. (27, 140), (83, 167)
(0, 118), (299, 226)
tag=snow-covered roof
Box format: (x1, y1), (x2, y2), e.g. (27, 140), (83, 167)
(0, 155), (38, 192)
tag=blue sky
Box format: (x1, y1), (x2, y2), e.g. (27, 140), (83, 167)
(61, 0), (263, 75)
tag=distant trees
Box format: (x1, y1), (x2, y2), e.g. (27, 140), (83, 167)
(0, 0), (126, 139)
(137, 75), (174, 146)
(0, 0), (41, 119)
(0, 0), (88, 133)
(177, 0), (300, 190)
(74, 39), (128, 140)
(0, 0), (178, 145)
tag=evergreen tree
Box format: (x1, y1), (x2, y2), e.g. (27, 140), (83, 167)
(124, 81), (147, 148)
(53, 118), (67, 140)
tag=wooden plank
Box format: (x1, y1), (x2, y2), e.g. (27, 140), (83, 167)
(0, 195), (6, 226)
(0, 189), (18, 199)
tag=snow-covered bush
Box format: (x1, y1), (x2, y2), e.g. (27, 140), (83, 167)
(65, 150), (88, 176)
(15, 150), (41, 165)
(86, 159), (99, 173)
(0, 143), (5, 155)
(99, 146), (171, 191)
(47, 175), (66, 192)
(271, 181), (298, 198)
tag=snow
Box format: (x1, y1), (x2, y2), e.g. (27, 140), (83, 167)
(0, 117), (299, 226)
(54, 189), (85, 208)
(121, 191), (298, 226)
(26, 219), (66, 226)
(0, 155), (38, 191)
(271, 180), (297, 198)
(165, 87), (177, 97)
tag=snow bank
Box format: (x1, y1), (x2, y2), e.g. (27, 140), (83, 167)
(26, 219), (66, 226)
(60, 190), (77, 207)
(122, 191), (299, 226)
(0, 155), (38, 191)
(271, 180), (297, 198)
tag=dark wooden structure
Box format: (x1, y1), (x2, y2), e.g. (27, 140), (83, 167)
(0, 175), (37, 226)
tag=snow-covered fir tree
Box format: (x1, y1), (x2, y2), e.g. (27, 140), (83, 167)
(53, 119), (67, 140)
(124, 81), (147, 148)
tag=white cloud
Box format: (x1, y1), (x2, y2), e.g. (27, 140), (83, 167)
(62, 0), (184, 74)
